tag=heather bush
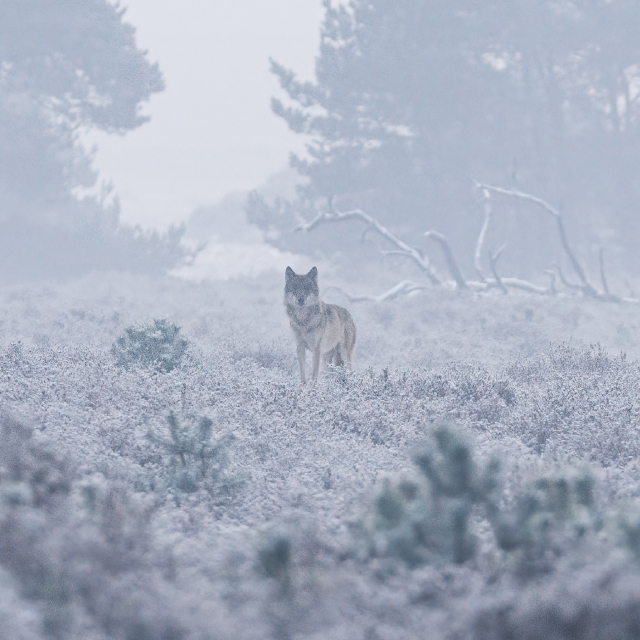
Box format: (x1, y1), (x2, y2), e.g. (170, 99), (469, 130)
(502, 343), (640, 464)
(111, 319), (189, 373)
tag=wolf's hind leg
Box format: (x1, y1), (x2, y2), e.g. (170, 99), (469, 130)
(324, 348), (337, 367)
(334, 344), (345, 367)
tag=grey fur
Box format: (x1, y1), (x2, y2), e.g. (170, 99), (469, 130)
(284, 266), (357, 383)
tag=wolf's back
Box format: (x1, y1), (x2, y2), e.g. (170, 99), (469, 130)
(325, 303), (356, 352)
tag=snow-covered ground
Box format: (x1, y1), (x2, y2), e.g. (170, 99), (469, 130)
(2, 272), (640, 639)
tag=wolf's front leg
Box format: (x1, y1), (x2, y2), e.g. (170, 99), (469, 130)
(311, 345), (322, 381)
(297, 342), (307, 384)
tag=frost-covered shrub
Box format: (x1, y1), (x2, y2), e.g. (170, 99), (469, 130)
(503, 343), (640, 464)
(7, 276), (640, 639)
(356, 424), (500, 566)
(474, 567), (640, 640)
(229, 341), (296, 373)
(258, 533), (291, 580)
(146, 412), (238, 502)
(356, 424), (615, 578)
(111, 318), (188, 373)
(0, 414), (75, 637)
(0, 412), (187, 640)
(257, 531), (292, 602)
(488, 467), (600, 578)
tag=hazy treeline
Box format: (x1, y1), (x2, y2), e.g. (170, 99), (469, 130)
(251, 0), (640, 277)
(0, 1), (184, 281)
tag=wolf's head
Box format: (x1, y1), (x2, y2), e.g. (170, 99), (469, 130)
(284, 266), (319, 307)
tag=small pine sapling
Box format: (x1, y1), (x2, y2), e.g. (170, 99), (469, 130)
(147, 411), (236, 500)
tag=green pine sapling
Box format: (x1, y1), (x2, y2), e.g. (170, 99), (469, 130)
(147, 411), (235, 498)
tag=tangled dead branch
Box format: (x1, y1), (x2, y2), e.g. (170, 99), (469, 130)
(295, 206), (442, 285)
(475, 183), (599, 297)
(293, 189), (639, 304)
(476, 183), (640, 303)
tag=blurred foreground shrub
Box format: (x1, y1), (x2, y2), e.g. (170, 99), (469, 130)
(356, 424), (499, 567)
(111, 319), (189, 373)
(0, 412), (186, 639)
(356, 423), (635, 579)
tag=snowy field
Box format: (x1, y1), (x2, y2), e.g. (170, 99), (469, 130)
(2, 270), (640, 639)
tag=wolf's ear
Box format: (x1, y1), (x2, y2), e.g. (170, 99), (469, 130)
(285, 266), (295, 280)
(307, 266), (318, 281)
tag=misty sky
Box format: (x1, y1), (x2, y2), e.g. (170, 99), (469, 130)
(86, 0), (323, 230)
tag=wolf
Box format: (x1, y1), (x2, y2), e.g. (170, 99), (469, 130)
(284, 266), (356, 383)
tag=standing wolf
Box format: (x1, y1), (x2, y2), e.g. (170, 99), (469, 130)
(284, 266), (356, 383)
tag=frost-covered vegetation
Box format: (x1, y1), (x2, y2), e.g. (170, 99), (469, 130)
(111, 319), (189, 373)
(2, 272), (640, 639)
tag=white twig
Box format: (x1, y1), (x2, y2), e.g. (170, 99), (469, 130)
(499, 278), (550, 295)
(295, 207), (441, 285)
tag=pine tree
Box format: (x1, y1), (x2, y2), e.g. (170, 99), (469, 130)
(260, 0), (640, 273)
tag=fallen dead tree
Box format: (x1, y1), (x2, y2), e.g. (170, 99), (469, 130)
(294, 185), (639, 304)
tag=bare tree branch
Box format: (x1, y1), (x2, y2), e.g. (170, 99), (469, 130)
(295, 207), (441, 285)
(324, 281), (428, 303)
(424, 231), (467, 289)
(488, 245), (508, 294)
(555, 264), (582, 292)
(476, 183), (598, 297)
(474, 188), (492, 281)
(625, 278), (636, 299)
(499, 278), (550, 295)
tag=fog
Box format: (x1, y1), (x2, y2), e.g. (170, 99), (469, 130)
(3, 2), (640, 639)
(85, 0), (323, 231)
